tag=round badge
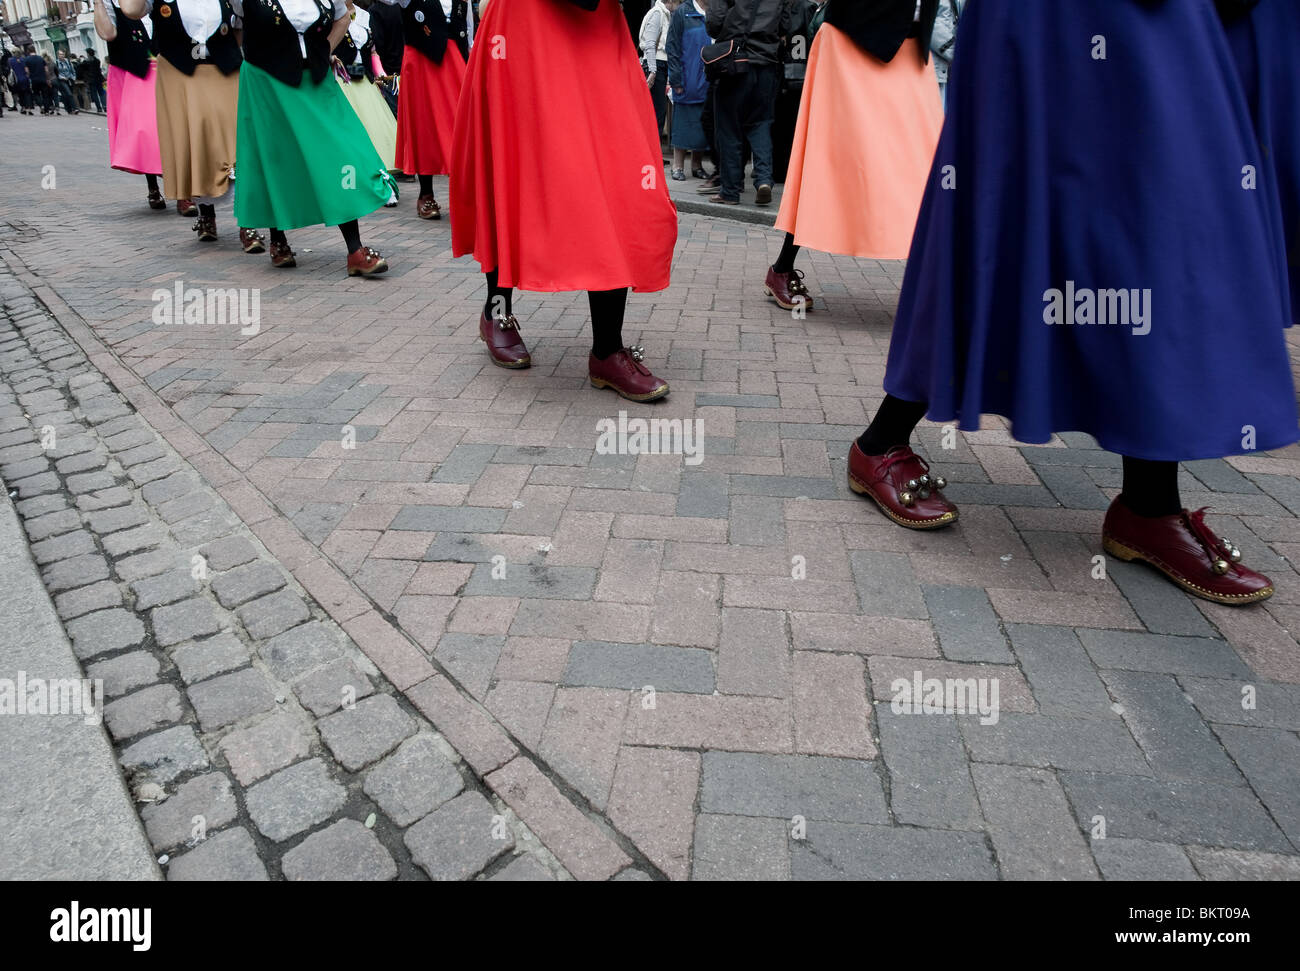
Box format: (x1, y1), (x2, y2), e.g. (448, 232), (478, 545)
(159, 3), (172, 16)
(220, 23), (228, 34)
(414, 10), (424, 22)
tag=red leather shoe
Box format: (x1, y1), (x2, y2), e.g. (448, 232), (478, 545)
(847, 441), (958, 529)
(589, 345), (669, 402)
(240, 228), (266, 253)
(416, 194), (441, 220)
(176, 198), (198, 217)
(764, 266), (814, 311)
(147, 189), (166, 210)
(347, 245), (389, 277)
(480, 311), (531, 368)
(192, 214), (217, 242)
(269, 240), (296, 268)
(1102, 498), (1272, 605)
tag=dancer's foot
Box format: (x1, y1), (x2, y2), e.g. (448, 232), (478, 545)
(1102, 498), (1272, 605)
(269, 239), (296, 268)
(147, 189), (166, 210)
(347, 246), (389, 276)
(416, 194), (441, 220)
(847, 441), (958, 529)
(764, 266), (814, 311)
(479, 310), (531, 368)
(192, 214), (217, 242)
(589, 345), (669, 402)
(176, 198), (198, 217)
(240, 228), (266, 253)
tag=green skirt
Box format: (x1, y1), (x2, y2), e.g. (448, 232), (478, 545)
(234, 62), (397, 230)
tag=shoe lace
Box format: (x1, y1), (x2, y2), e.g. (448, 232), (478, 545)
(1183, 508), (1242, 573)
(493, 314), (520, 331)
(623, 344), (651, 375)
(877, 446), (947, 497)
(787, 269), (810, 296)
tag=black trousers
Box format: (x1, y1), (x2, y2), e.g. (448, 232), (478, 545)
(648, 58), (669, 141)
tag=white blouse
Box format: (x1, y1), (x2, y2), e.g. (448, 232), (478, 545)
(137, 0), (240, 43)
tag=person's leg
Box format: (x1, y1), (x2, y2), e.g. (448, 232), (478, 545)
(847, 394), (956, 528)
(765, 231), (815, 310)
(672, 146), (686, 176)
(93, 83), (105, 112)
(589, 288), (627, 360)
(416, 174), (441, 218)
(483, 268), (514, 319)
(587, 288), (669, 401)
(479, 267), (528, 367)
(857, 395), (930, 455)
(195, 202), (217, 240)
(1118, 457), (1181, 518)
(713, 76), (745, 202)
(338, 219), (362, 254)
(145, 174), (160, 192)
(772, 232), (799, 274)
(745, 65), (778, 192)
(653, 59), (669, 138)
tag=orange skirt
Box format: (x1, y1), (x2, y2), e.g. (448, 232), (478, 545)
(775, 27), (942, 259)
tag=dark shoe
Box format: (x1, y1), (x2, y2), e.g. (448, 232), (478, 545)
(270, 240), (296, 268)
(847, 441), (958, 529)
(589, 345), (669, 402)
(670, 168), (686, 181)
(240, 228), (266, 254)
(147, 189), (166, 210)
(691, 167), (708, 180)
(347, 245), (389, 276)
(709, 195), (739, 205)
(755, 184), (773, 205)
(417, 194), (441, 220)
(176, 198), (198, 217)
(479, 311), (531, 368)
(764, 265), (814, 311)
(696, 178), (721, 194)
(192, 214), (217, 242)
(1102, 499), (1272, 605)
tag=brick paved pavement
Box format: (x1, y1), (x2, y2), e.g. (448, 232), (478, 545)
(2, 113), (1300, 880)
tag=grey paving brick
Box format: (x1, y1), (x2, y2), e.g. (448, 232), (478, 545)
(116, 441), (167, 468)
(126, 456), (183, 486)
(64, 607), (146, 661)
(85, 651), (160, 699)
(1034, 465), (1111, 510)
(696, 393), (781, 408)
(293, 657), (375, 717)
(153, 597), (224, 647)
(140, 773), (239, 851)
(1007, 625), (1113, 718)
(166, 827), (269, 881)
(691, 814), (791, 881)
(791, 822), (997, 880)
(1, 455), (50, 481)
(116, 548), (187, 583)
(170, 509), (240, 547)
(10, 471), (60, 497)
(238, 591), (311, 641)
(258, 621), (347, 681)
(188, 667), (277, 732)
(1249, 473), (1300, 515)
(563, 641), (716, 694)
(156, 488), (216, 525)
(430, 443), (499, 483)
(65, 470), (116, 495)
(245, 759), (348, 843)
(16, 495), (69, 521)
(875, 705), (980, 829)
(404, 790), (512, 880)
(282, 819), (398, 881)
(1059, 771), (1291, 852)
(700, 751), (888, 824)
(29, 528), (95, 566)
(24, 508), (82, 544)
(103, 684), (184, 740)
(1077, 630), (1251, 678)
(729, 473), (840, 500)
(102, 426), (154, 454)
(1187, 847), (1300, 881)
(423, 531), (544, 566)
(102, 523), (166, 558)
(676, 470), (730, 519)
(211, 561), (287, 609)
(84, 502), (150, 535)
(54, 449), (109, 475)
(922, 585), (1011, 662)
(1106, 561), (1217, 637)
(1181, 677), (1300, 731)
(1090, 838), (1199, 881)
(1214, 725), (1300, 846)
(131, 570), (201, 610)
(201, 534), (259, 572)
(941, 482), (1059, 507)
(1102, 671), (1241, 784)
(432, 633), (505, 699)
(850, 551), (927, 619)
(172, 633), (251, 684)
(462, 562), (596, 601)
(54, 579), (123, 620)
(119, 725), (210, 784)
(75, 486), (132, 512)
(972, 763), (1098, 879)
(959, 713), (1149, 774)
(218, 711), (313, 786)
(363, 733), (466, 827)
(390, 505), (508, 533)
(728, 495), (786, 547)
(318, 694), (416, 771)
(490, 855), (557, 881)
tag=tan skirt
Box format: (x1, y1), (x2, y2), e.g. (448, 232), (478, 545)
(154, 57), (239, 199)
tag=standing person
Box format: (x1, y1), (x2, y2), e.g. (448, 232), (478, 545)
(232, 0), (394, 274)
(81, 48), (108, 113)
(929, 0), (962, 109)
(771, 0), (816, 183)
(704, 0), (790, 206)
(377, 0), (475, 221)
(639, 0), (674, 144)
(451, 0), (677, 400)
(334, 0), (400, 205)
(119, 0), (257, 246)
(25, 48), (53, 115)
(666, 0), (709, 181)
(54, 52), (81, 114)
(765, 0), (942, 310)
(850, 0), (1293, 606)
(94, 0), (168, 210)
(8, 50), (32, 115)
(1222, 0), (1299, 325)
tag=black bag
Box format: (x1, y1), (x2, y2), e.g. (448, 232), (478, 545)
(701, 0), (762, 81)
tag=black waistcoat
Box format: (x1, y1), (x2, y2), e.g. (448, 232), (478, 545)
(334, 16), (376, 80)
(242, 0), (335, 87)
(825, 0), (940, 65)
(152, 0), (243, 75)
(107, 4), (153, 79)
(402, 0), (469, 66)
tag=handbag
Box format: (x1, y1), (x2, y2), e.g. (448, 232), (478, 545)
(701, 0), (762, 82)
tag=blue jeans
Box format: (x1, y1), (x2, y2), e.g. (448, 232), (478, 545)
(714, 64), (779, 202)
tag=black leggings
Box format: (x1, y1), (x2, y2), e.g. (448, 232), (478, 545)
(269, 221), (362, 254)
(857, 394), (1181, 517)
(481, 272), (626, 358)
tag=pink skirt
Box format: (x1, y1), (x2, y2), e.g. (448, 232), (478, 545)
(775, 28), (942, 259)
(107, 62), (163, 175)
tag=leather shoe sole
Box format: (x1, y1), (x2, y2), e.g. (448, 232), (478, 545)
(847, 469), (958, 530)
(1102, 534), (1272, 605)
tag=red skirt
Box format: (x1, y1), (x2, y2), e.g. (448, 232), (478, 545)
(450, 0), (677, 292)
(396, 43), (466, 175)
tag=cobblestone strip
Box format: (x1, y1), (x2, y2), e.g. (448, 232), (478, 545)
(0, 272), (586, 881)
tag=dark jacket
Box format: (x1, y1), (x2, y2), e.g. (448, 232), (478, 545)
(368, 0), (404, 74)
(705, 0), (793, 68)
(825, 0), (939, 65)
(24, 53), (48, 84)
(666, 1), (709, 104)
(82, 54), (105, 87)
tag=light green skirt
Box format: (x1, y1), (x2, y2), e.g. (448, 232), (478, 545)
(234, 62), (396, 230)
(337, 74), (397, 172)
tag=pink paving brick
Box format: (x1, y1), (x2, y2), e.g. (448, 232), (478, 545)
(792, 651), (877, 758)
(538, 687), (629, 810)
(866, 657), (1037, 713)
(447, 596), (521, 636)
(987, 588), (1143, 630)
(623, 692), (793, 753)
(790, 613), (938, 657)
(651, 572), (722, 648)
(606, 747), (700, 881)
(407, 675), (519, 775)
(494, 637), (574, 683)
(343, 610), (437, 691)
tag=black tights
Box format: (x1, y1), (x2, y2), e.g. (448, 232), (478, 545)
(145, 174), (160, 192)
(857, 395), (1182, 517)
(269, 221), (362, 254)
(419, 174), (435, 197)
(773, 232), (799, 274)
(481, 273), (626, 358)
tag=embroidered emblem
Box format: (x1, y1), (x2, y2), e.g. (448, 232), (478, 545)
(159, 3), (172, 15)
